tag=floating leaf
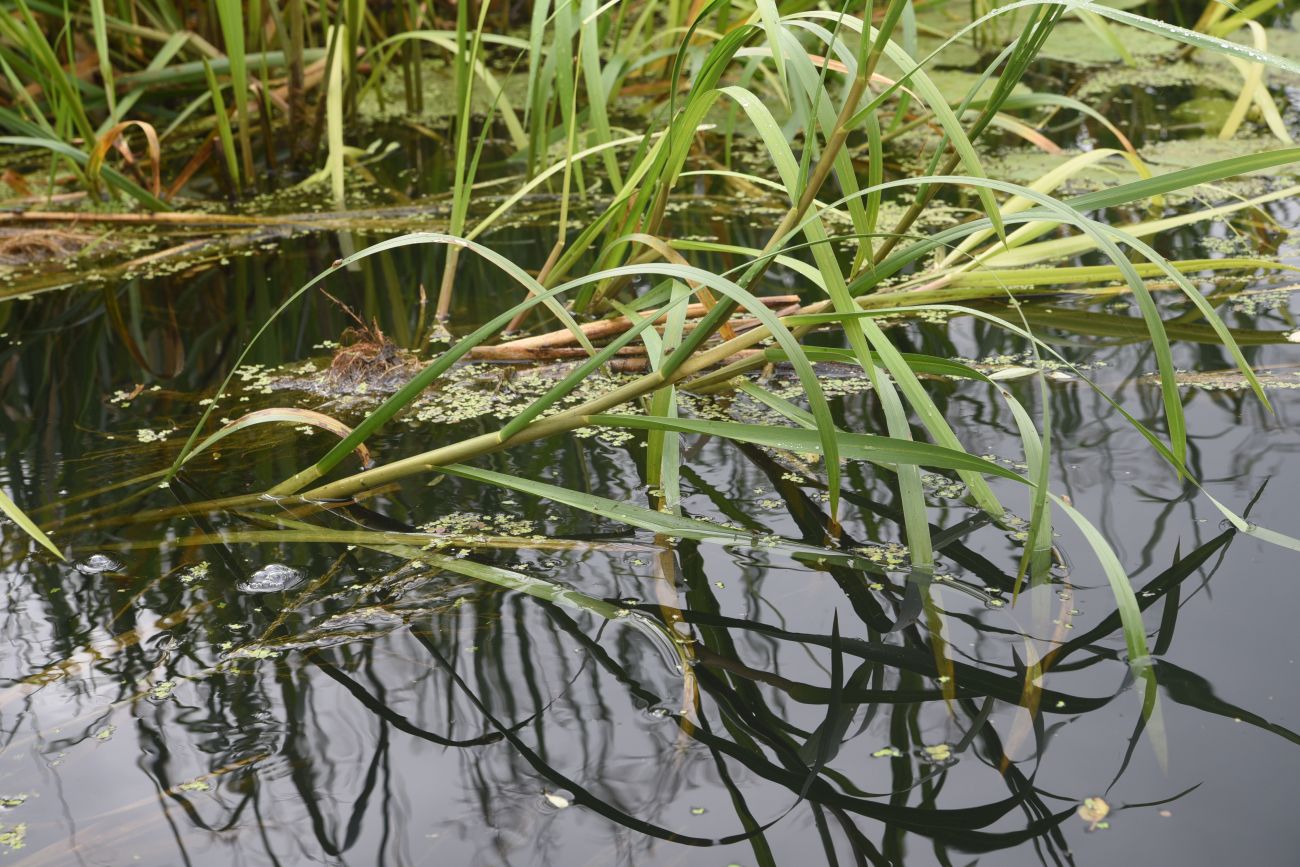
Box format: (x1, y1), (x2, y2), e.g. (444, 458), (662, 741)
(918, 743), (953, 764)
(987, 366), (1040, 382)
(1078, 796), (1111, 831)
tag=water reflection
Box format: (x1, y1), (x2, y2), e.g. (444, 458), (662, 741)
(2, 207), (1300, 865)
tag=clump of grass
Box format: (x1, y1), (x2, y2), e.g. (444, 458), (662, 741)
(7, 0), (1299, 766)
(322, 292), (420, 393)
(158, 1), (1294, 673)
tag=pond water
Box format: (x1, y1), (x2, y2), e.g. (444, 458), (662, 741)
(2, 194), (1299, 866)
(3, 55), (1300, 867)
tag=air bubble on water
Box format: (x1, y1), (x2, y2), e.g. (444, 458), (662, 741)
(237, 563), (303, 594)
(984, 598), (1006, 609)
(74, 554), (123, 575)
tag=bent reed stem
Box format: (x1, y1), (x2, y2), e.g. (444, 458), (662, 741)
(296, 279), (1009, 503)
(281, 2), (905, 502)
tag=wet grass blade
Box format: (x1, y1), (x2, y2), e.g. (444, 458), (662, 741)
(1086, 0), (1300, 75)
(716, 76), (947, 549)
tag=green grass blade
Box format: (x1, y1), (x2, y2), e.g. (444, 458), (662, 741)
(586, 415), (1024, 482)
(0, 487), (64, 560)
(89, 0), (115, 115)
(362, 31), (529, 149)
(325, 23), (346, 207)
(173, 232), (593, 485)
(440, 464), (771, 545)
(201, 59), (241, 195)
(579, 0), (623, 187)
(1050, 490), (1166, 767)
(214, 0), (254, 182)
(1084, 0), (1300, 75)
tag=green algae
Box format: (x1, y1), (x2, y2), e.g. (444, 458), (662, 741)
(981, 134), (1297, 202)
(357, 58), (529, 124)
(1039, 21), (1180, 66)
(1076, 59), (1239, 101)
(1153, 368), (1300, 392)
(921, 70), (1032, 105)
(0, 823), (25, 852)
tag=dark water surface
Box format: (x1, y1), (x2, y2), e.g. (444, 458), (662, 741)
(2, 190), (1300, 867)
